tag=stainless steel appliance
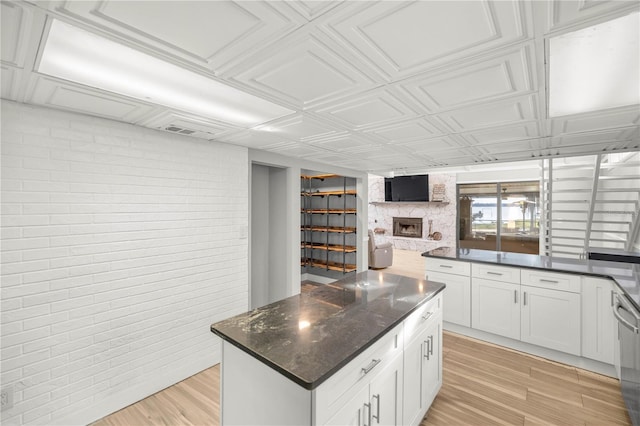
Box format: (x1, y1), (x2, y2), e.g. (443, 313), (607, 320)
(613, 291), (640, 426)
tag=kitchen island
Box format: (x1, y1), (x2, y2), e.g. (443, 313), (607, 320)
(210, 270), (445, 426)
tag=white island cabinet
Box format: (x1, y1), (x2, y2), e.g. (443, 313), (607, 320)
(211, 271), (445, 426)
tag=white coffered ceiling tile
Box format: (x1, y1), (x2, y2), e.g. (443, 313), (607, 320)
(139, 111), (241, 140)
(253, 114), (347, 142)
(230, 32), (376, 108)
(546, 0), (639, 33)
(49, 1), (304, 74)
(1, 65), (20, 101)
(551, 128), (638, 151)
(323, 0), (528, 80)
(310, 134), (385, 153)
(216, 129), (294, 150)
(363, 118), (444, 143)
(398, 47), (535, 113)
(25, 75), (157, 122)
(437, 94), (539, 132)
(285, 1), (343, 22)
(551, 106), (640, 135)
(461, 122), (541, 145)
(394, 136), (465, 154)
(314, 88), (420, 130)
(1, 0), (37, 68)
(265, 141), (329, 158)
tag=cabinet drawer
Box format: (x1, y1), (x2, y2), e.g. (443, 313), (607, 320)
(404, 294), (442, 343)
(521, 269), (580, 293)
(314, 322), (404, 425)
(472, 263), (520, 284)
(425, 257), (470, 276)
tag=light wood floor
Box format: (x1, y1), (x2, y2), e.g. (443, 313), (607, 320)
(94, 249), (630, 426)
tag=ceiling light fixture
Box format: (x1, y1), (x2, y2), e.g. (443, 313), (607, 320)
(548, 11), (639, 117)
(38, 20), (294, 126)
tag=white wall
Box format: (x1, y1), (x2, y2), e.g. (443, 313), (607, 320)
(0, 101), (249, 425)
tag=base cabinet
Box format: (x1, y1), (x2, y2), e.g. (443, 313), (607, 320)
(521, 285), (581, 355)
(403, 311), (442, 426)
(325, 353), (403, 426)
(471, 278), (520, 340)
(582, 277), (615, 364)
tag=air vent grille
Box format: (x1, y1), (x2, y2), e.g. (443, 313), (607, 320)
(164, 125), (196, 135)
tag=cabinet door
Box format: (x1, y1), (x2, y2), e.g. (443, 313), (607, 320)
(324, 385), (369, 426)
(422, 318), (442, 410)
(472, 278), (520, 340)
(369, 353), (403, 426)
(582, 277), (615, 364)
(427, 271), (471, 327)
(402, 331), (427, 426)
(521, 285), (581, 355)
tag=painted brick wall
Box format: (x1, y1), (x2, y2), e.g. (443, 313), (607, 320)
(0, 101), (249, 425)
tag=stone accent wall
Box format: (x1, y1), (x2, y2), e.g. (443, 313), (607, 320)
(368, 174), (457, 252)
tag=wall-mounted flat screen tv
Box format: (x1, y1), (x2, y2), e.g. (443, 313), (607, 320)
(384, 175), (429, 202)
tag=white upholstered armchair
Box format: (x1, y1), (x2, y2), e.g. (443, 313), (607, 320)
(368, 229), (393, 269)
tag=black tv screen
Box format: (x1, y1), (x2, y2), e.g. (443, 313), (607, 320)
(384, 175), (429, 202)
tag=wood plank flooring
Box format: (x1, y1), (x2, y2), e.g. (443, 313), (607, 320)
(94, 249), (630, 426)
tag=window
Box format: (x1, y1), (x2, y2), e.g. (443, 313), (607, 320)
(458, 181), (540, 254)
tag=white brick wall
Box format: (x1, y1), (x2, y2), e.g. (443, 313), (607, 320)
(1, 101), (249, 425)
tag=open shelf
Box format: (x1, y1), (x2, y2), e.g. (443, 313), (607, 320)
(301, 208), (357, 214)
(302, 189), (358, 197)
(301, 242), (357, 252)
(300, 174), (340, 180)
(301, 258), (357, 273)
(301, 226), (356, 234)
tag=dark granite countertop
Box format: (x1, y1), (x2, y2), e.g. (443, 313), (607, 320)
(210, 270), (445, 390)
(422, 247), (640, 311)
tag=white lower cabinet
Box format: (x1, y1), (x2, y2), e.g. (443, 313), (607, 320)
(471, 278), (520, 340)
(521, 285), (581, 355)
(325, 353), (403, 426)
(427, 271), (470, 327)
(582, 277), (615, 364)
(471, 275), (581, 356)
(402, 309), (442, 426)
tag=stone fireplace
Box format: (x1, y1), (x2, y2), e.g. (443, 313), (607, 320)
(393, 217), (423, 238)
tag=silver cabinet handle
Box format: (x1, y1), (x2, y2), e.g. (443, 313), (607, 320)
(423, 339), (430, 360)
(487, 271), (503, 276)
(429, 335), (434, 356)
(540, 279), (559, 284)
(421, 312), (433, 321)
(523, 292), (527, 306)
(372, 394), (380, 423)
(514, 290), (518, 304)
(439, 264), (453, 268)
(357, 408), (361, 426)
(361, 359), (381, 375)
(363, 402), (371, 426)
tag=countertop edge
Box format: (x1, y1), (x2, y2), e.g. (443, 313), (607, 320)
(211, 284), (446, 391)
(422, 249), (639, 311)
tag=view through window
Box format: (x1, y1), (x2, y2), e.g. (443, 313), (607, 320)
(458, 181), (540, 254)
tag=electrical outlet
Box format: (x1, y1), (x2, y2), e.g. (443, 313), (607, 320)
(1, 385), (13, 411)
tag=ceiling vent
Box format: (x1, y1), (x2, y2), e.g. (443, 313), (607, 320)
(164, 125), (196, 135)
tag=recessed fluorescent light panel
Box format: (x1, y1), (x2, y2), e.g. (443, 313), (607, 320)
(548, 11), (639, 117)
(38, 20), (294, 126)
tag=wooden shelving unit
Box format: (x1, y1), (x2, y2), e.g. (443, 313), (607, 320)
(301, 173), (357, 276)
(301, 242), (357, 252)
(301, 208), (357, 214)
(300, 226), (356, 233)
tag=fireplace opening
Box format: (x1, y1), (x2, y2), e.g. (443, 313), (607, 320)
(393, 217), (423, 238)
